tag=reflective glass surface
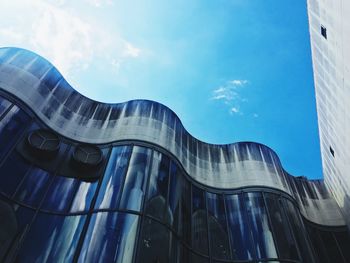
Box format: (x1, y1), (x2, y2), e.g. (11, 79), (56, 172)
(245, 192), (277, 259)
(145, 151), (170, 221)
(0, 106), (30, 160)
(16, 213), (86, 263)
(264, 193), (299, 260)
(207, 192), (230, 260)
(137, 218), (171, 263)
(119, 146), (152, 211)
(0, 97), (11, 117)
(192, 185), (208, 255)
(79, 212), (139, 263)
(225, 194), (254, 260)
(94, 146), (131, 209)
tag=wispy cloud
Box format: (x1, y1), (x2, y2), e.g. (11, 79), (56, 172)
(211, 79), (248, 115)
(0, 0), (140, 77)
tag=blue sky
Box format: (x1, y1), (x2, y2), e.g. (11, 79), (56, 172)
(0, 0), (322, 179)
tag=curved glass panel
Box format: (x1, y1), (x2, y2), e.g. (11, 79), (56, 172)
(0, 106), (30, 160)
(0, 97), (11, 118)
(334, 231), (350, 262)
(137, 218), (170, 263)
(69, 180), (97, 212)
(167, 162), (191, 244)
(225, 194), (254, 260)
(318, 231), (343, 262)
(192, 185), (208, 255)
(145, 151), (170, 221)
(94, 146), (131, 209)
(16, 213), (86, 263)
(119, 146), (152, 212)
(78, 212), (139, 263)
(207, 192), (230, 260)
(0, 151), (31, 197)
(245, 192), (277, 259)
(13, 167), (51, 207)
(264, 193), (299, 260)
(284, 200), (315, 263)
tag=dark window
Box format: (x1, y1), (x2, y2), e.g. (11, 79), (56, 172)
(264, 193), (299, 260)
(284, 200), (315, 263)
(319, 231), (344, 262)
(16, 213), (86, 262)
(94, 146), (132, 209)
(0, 106), (31, 161)
(137, 218), (170, 263)
(192, 186), (209, 255)
(0, 96), (11, 118)
(119, 146), (152, 212)
(334, 231), (350, 262)
(207, 192), (230, 260)
(79, 212), (139, 263)
(145, 151), (170, 221)
(330, 146), (335, 157)
(321, 25), (327, 39)
(168, 161), (190, 243)
(225, 194), (254, 260)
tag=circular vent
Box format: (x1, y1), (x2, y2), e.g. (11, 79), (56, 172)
(27, 129), (60, 158)
(72, 144), (103, 169)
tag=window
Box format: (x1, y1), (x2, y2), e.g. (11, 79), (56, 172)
(321, 25), (327, 39)
(330, 146), (335, 157)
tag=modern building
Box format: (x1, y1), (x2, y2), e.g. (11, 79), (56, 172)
(307, 0), (350, 229)
(0, 47), (349, 263)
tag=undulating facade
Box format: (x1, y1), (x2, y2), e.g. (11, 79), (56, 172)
(0, 47), (350, 263)
(307, 0), (350, 229)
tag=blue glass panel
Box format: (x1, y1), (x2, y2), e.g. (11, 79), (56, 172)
(192, 186), (208, 255)
(0, 97), (11, 118)
(70, 180), (98, 212)
(225, 194), (254, 260)
(207, 192), (230, 260)
(95, 146), (131, 209)
(245, 192), (277, 259)
(41, 176), (78, 212)
(0, 152), (31, 197)
(78, 212), (139, 263)
(16, 213), (86, 263)
(284, 200), (315, 263)
(137, 218), (170, 263)
(145, 151), (170, 221)
(119, 146), (152, 212)
(0, 201), (35, 262)
(13, 168), (51, 207)
(0, 106), (30, 160)
(264, 193), (299, 260)
(168, 162), (190, 245)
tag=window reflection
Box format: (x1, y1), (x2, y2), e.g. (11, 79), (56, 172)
(145, 151), (170, 221)
(0, 151), (31, 197)
(137, 218), (170, 263)
(13, 167), (51, 207)
(0, 106), (31, 160)
(79, 212), (139, 263)
(0, 96), (11, 118)
(225, 194), (254, 260)
(245, 192), (277, 259)
(94, 146), (132, 210)
(207, 192), (230, 260)
(192, 186), (208, 255)
(16, 213), (86, 262)
(284, 200), (315, 263)
(264, 193), (299, 260)
(167, 162), (191, 245)
(119, 146), (152, 212)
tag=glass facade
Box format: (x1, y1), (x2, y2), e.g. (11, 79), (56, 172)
(1, 94), (350, 263)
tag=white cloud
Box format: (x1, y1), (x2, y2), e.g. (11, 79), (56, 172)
(0, 0), (141, 78)
(85, 0), (113, 7)
(211, 79), (248, 115)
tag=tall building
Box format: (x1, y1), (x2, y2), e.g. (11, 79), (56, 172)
(0, 47), (349, 263)
(307, 0), (350, 228)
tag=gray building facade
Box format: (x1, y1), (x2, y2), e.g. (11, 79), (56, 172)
(307, 0), (350, 228)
